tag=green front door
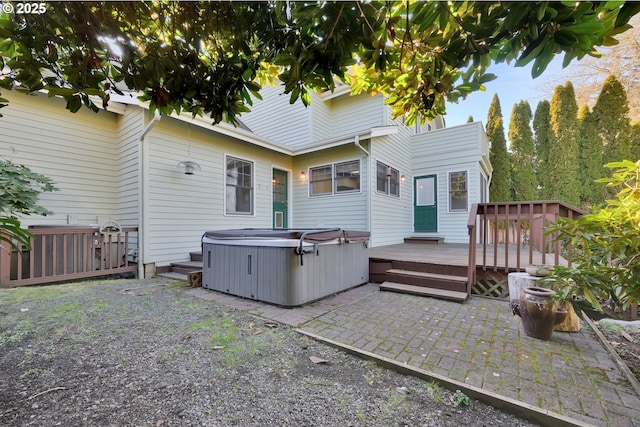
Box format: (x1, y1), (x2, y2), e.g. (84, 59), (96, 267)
(414, 175), (437, 232)
(272, 169), (288, 229)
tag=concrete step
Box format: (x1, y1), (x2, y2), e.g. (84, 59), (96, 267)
(380, 281), (468, 302)
(385, 269), (467, 293)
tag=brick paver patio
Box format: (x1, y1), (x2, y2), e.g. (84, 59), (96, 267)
(189, 284), (640, 427)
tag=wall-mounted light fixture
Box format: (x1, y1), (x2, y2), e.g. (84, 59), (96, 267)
(401, 175), (406, 183)
(177, 161), (201, 175)
(300, 171), (307, 180)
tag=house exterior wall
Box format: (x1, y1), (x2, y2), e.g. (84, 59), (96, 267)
(116, 106), (144, 226)
(291, 144), (368, 231)
(411, 122), (488, 243)
(325, 93), (385, 139)
(0, 91), (121, 227)
(238, 85), (312, 149)
(369, 114), (414, 247)
(142, 116), (292, 266)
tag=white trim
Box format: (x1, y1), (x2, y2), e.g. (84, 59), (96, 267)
(293, 126), (398, 155)
(447, 169), (470, 213)
(308, 158), (363, 198)
(318, 82), (351, 101)
(271, 165), (292, 229)
(223, 153), (256, 217)
(374, 159), (401, 198)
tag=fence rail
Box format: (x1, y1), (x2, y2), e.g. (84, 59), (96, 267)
(467, 201), (585, 292)
(1, 226), (138, 287)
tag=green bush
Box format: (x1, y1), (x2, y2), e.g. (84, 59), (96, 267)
(0, 160), (57, 251)
(546, 160), (640, 314)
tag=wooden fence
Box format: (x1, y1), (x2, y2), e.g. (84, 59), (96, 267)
(466, 201), (585, 289)
(1, 225), (138, 287)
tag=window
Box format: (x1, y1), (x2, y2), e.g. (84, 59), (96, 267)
(449, 171), (468, 212)
(309, 160), (361, 196)
(376, 161), (400, 197)
(310, 165), (333, 196)
(226, 156), (253, 214)
(334, 160), (360, 193)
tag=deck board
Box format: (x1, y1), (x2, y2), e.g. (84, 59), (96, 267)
(368, 243), (566, 270)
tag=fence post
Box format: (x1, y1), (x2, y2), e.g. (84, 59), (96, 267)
(0, 237), (11, 286)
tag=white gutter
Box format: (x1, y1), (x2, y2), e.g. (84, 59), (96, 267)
(137, 110), (161, 279)
(353, 134), (372, 235)
(293, 126), (397, 155)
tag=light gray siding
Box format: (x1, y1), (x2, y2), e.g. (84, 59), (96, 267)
(143, 117), (292, 266)
(411, 122), (486, 243)
(369, 115), (414, 247)
(327, 93), (385, 138)
(116, 106), (143, 226)
(239, 85), (311, 149)
(0, 91), (120, 226)
(291, 144), (368, 231)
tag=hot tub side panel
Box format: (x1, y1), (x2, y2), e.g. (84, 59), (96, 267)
(202, 240), (369, 306)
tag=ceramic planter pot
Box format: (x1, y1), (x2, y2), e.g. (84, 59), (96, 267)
(513, 287), (566, 340)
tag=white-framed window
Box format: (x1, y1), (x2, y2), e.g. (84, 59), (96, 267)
(376, 161), (400, 197)
(226, 156), (254, 214)
(309, 160), (361, 196)
(448, 170), (468, 212)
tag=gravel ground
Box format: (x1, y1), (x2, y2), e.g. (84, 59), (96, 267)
(0, 278), (537, 426)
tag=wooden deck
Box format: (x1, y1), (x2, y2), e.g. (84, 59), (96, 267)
(368, 242), (566, 271)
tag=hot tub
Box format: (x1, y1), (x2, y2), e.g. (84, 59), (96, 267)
(201, 228), (370, 306)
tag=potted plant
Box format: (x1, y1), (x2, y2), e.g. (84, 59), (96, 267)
(544, 160), (640, 320)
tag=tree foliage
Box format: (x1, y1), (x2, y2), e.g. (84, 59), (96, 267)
(592, 75), (632, 166)
(486, 94), (510, 202)
(548, 82), (580, 205)
(546, 160), (640, 314)
(547, 15), (640, 120)
(533, 100), (553, 199)
(508, 100), (536, 201)
(0, 160), (58, 250)
(0, 1), (638, 124)
(577, 106), (605, 207)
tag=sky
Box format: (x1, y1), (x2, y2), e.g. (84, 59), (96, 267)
(443, 56), (571, 132)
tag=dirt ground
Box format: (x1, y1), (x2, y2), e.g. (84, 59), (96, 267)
(0, 278), (537, 427)
(597, 323), (640, 383)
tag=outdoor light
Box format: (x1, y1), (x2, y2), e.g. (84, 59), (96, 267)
(401, 175), (406, 183)
(300, 171), (307, 180)
(177, 161), (201, 175)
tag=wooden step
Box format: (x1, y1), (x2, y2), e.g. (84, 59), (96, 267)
(404, 237), (444, 244)
(190, 251), (203, 262)
(391, 260), (468, 277)
(380, 282), (468, 302)
(169, 260), (203, 275)
(385, 269), (467, 293)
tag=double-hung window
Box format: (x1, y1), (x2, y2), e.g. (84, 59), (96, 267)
(226, 156), (253, 214)
(376, 161), (400, 197)
(448, 171), (468, 212)
(309, 160), (361, 196)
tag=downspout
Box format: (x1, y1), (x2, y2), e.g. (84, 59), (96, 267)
(138, 110), (161, 279)
(354, 135), (371, 234)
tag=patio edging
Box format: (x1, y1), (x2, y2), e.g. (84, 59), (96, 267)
(296, 328), (596, 427)
(582, 311), (640, 397)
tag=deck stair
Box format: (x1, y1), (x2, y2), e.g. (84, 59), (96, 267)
(371, 258), (468, 302)
(404, 236), (444, 244)
(158, 252), (203, 286)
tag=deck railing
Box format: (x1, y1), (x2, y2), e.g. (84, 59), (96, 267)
(0, 225), (138, 287)
(466, 201), (585, 294)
